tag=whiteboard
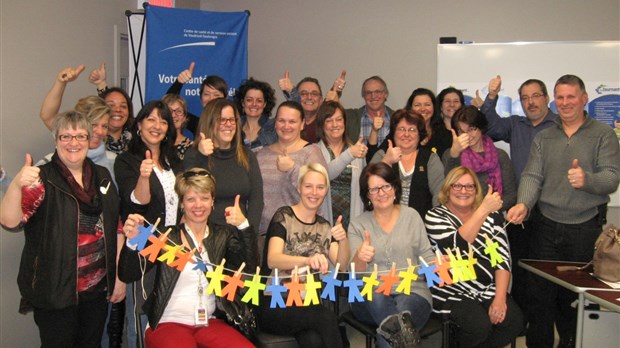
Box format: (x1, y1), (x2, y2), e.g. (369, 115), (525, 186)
(437, 41), (620, 207)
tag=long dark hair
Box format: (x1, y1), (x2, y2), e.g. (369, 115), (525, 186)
(128, 100), (179, 170)
(405, 88), (443, 133)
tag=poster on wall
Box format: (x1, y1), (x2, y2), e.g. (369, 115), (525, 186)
(145, 5), (249, 117)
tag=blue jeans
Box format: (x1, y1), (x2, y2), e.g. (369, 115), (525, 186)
(525, 210), (601, 348)
(351, 292), (431, 348)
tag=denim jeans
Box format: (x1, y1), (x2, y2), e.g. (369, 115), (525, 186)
(525, 210), (600, 348)
(351, 292), (431, 348)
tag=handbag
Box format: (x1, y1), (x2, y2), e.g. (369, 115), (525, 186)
(217, 292), (258, 340)
(592, 224), (620, 282)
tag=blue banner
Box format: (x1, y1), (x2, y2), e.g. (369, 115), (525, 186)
(145, 5), (248, 116)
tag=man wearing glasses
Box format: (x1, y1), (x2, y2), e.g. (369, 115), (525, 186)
(507, 75), (620, 348)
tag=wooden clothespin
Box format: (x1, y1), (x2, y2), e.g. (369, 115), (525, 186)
(235, 262), (246, 277)
(333, 263), (340, 279)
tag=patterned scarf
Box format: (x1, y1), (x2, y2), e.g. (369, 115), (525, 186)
(460, 135), (503, 195)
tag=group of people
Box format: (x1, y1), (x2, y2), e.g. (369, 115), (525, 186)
(0, 63), (618, 348)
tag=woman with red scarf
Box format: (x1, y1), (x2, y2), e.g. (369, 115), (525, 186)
(442, 106), (517, 212)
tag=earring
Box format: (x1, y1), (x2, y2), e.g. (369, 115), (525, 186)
(137, 129), (141, 136)
(163, 135), (168, 142)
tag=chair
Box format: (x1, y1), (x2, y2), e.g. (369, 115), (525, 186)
(340, 310), (449, 348)
(255, 331), (299, 348)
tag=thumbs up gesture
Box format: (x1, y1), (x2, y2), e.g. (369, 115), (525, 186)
(88, 63), (107, 90)
(332, 69), (347, 93)
(278, 70), (293, 95)
(372, 110), (384, 131)
(197, 132), (215, 156)
(276, 146), (295, 172)
(449, 128), (470, 158)
(17, 153), (41, 187)
(58, 64), (85, 83)
(331, 215), (347, 241)
(488, 75), (502, 99)
(382, 139), (402, 165)
(225, 194), (247, 227)
(567, 159), (585, 189)
(177, 62), (195, 84)
(356, 231), (375, 263)
(349, 136), (368, 159)
(470, 89), (484, 109)
(480, 184), (503, 214)
(140, 150), (154, 178)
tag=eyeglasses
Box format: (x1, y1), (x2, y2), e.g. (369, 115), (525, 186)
(170, 108), (185, 116)
(451, 183), (476, 192)
(183, 171), (212, 179)
(58, 134), (89, 142)
(299, 91), (322, 98)
(368, 184), (393, 195)
(363, 90), (386, 97)
(459, 126), (479, 135)
(520, 93), (545, 102)
(219, 117), (237, 125)
(396, 127), (418, 134)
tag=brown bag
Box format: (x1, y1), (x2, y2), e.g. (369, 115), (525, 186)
(592, 225), (620, 282)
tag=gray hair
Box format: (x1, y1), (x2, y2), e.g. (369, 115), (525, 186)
(51, 111), (92, 140)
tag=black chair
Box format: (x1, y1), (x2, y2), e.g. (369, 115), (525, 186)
(340, 310), (449, 348)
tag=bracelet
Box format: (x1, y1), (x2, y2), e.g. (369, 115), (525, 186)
(97, 86), (109, 94)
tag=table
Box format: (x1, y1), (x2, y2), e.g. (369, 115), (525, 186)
(518, 259), (614, 348)
(584, 289), (620, 313)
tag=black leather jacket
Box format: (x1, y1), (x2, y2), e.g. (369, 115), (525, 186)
(118, 222), (258, 329)
(13, 159), (119, 311)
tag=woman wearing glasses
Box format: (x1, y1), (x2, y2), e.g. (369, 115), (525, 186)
(442, 106), (516, 212)
(162, 94), (193, 160)
(424, 166), (524, 347)
(349, 162), (435, 348)
(369, 109), (444, 219)
(234, 78), (278, 151)
(0, 112), (120, 347)
(183, 98), (263, 231)
(119, 168), (257, 348)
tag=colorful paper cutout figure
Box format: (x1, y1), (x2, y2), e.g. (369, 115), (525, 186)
(169, 249), (194, 272)
(206, 260), (226, 296)
(192, 259), (208, 273)
(343, 265), (364, 303)
(376, 267), (400, 296)
(139, 233), (169, 262)
(285, 272), (305, 307)
(129, 224), (155, 251)
(266, 272), (287, 309)
(453, 249), (473, 282)
(465, 245), (478, 280)
(303, 273), (322, 306)
(157, 245), (181, 265)
(320, 268), (342, 302)
(221, 263), (246, 302)
(360, 267), (380, 301)
(417, 257), (443, 288)
(484, 237), (504, 267)
(396, 266), (418, 295)
(434, 251), (453, 287)
(241, 268), (266, 306)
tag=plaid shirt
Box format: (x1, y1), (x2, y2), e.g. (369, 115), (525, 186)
(360, 106), (391, 145)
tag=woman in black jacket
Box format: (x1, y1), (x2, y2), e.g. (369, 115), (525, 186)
(119, 168), (257, 348)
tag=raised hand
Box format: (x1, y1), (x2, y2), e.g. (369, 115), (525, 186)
(372, 111), (384, 131)
(568, 159), (585, 189)
(349, 136), (368, 159)
(488, 75), (502, 99)
(17, 153), (40, 187)
(356, 231), (375, 263)
(197, 132), (215, 156)
(480, 184), (503, 214)
(58, 64), (85, 83)
(177, 62), (195, 84)
(278, 70), (293, 95)
(332, 69), (347, 93)
(470, 89), (484, 109)
(88, 63), (107, 89)
(331, 215), (347, 241)
(225, 194), (247, 227)
(449, 128), (471, 158)
(382, 139), (402, 164)
(276, 146), (295, 172)
(306, 253), (329, 273)
(140, 150), (154, 178)
(122, 213), (145, 239)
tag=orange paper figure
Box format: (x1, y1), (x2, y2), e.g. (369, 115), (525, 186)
(285, 271), (305, 307)
(169, 248), (194, 272)
(375, 264), (400, 296)
(139, 230), (170, 262)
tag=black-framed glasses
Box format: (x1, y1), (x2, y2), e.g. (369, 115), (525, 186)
(299, 91), (322, 98)
(451, 183), (476, 192)
(58, 134), (89, 142)
(368, 184), (393, 195)
(183, 171), (212, 179)
(219, 117), (237, 125)
(520, 93), (545, 102)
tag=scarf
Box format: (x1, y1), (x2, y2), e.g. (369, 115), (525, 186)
(460, 135), (503, 196)
(52, 153), (102, 216)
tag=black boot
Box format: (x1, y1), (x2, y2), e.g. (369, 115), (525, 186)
(376, 311), (421, 348)
(107, 300), (126, 348)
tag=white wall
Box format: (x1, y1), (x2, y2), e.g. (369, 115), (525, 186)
(0, 0), (618, 345)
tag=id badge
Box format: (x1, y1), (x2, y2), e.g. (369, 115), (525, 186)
(195, 305), (209, 326)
